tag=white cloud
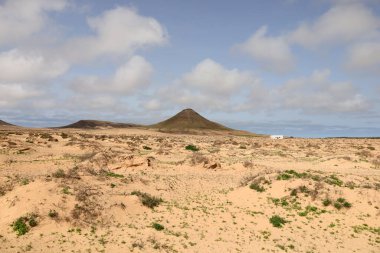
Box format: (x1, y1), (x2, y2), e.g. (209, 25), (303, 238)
(181, 59), (256, 94)
(145, 59), (261, 111)
(235, 26), (295, 73)
(0, 49), (68, 83)
(236, 3), (379, 73)
(0, 83), (40, 107)
(0, 0), (68, 45)
(289, 3), (379, 48)
(71, 56), (153, 95)
(0, 48), (68, 109)
(277, 69), (371, 113)
(346, 41), (380, 72)
(65, 6), (168, 62)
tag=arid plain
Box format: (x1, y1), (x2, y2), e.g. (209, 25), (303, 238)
(0, 112), (379, 252)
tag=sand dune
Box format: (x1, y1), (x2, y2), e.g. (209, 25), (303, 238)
(0, 128), (379, 252)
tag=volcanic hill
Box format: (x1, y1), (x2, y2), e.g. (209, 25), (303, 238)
(149, 108), (231, 131)
(0, 120), (14, 126)
(59, 120), (140, 129)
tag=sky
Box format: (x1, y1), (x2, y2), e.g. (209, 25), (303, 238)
(0, 0), (379, 137)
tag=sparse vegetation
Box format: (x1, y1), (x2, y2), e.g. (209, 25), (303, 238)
(106, 172), (124, 178)
(12, 218), (29, 236)
(352, 224), (380, 235)
(323, 198), (332, 206)
(12, 214), (38, 236)
(269, 215), (287, 228)
(249, 182), (265, 192)
(60, 133), (69, 139)
(152, 222), (165, 231)
(276, 170), (306, 180)
(48, 210), (58, 218)
(52, 169), (66, 178)
(325, 175), (343, 187)
(131, 191), (163, 209)
(185, 145), (199, 151)
(0, 126), (379, 252)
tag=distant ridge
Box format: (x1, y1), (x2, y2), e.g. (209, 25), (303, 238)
(149, 108), (231, 131)
(59, 120), (140, 129)
(0, 120), (14, 126)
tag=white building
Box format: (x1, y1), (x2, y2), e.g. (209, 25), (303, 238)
(270, 135), (284, 139)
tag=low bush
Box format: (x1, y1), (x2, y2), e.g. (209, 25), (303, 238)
(269, 215), (287, 228)
(152, 223), (164, 231)
(185, 145), (199, 152)
(249, 183), (265, 192)
(131, 191), (163, 209)
(12, 213), (38, 236)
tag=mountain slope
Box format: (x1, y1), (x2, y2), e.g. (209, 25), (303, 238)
(149, 108), (231, 130)
(59, 120), (140, 129)
(0, 120), (14, 126)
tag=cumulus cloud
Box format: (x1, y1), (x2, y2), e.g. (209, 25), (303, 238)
(0, 49), (68, 83)
(345, 41), (380, 72)
(180, 59), (256, 94)
(277, 69), (371, 113)
(71, 56), (153, 95)
(65, 6), (168, 62)
(236, 2), (379, 73)
(145, 60), (370, 115)
(289, 3), (379, 48)
(0, 0), (68, 45)
(0, 49), (68, 109)
(0, 84), (40, 107)
(235, 26), (295, 73)
(0, 4), (167, 115)
(144, 59), (261, 111)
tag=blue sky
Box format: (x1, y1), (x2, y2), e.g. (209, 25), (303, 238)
(0, 0), (379, 137)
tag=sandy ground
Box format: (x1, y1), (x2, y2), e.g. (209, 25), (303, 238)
(0, 127), (379, 253)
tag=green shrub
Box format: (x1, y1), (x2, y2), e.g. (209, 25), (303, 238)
(13, 218), (29, 236)
(307, 206), (318, 212)
(323, 199), (332, 206)
(343, 201), (352, 208)
(48, 210), (58, 218)
(52, 169), (66, 178)
(29, 217), (38, 227)
(21, 178), (30, 185)
(249, 183), (265, 192)
(185, 145), (199, 152)
(332, 198), (352, 209)
(131, 191), (163, 209)
(269, 215), (287, 228)
(334, 202), (342, 210)
(325, 175), (343, 187)
(337, 197), (345, 203)
(277, 170), (307, 180)
(106, 172), (124, 178)
(277, 173), (292, 180)
(152, 223), (164, 231)
(62, 186), (70, 194)
(298, 211), (308, 217)
(12, 214), (38, 236)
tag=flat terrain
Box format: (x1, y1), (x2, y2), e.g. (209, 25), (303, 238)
(0, 128), (379, 252)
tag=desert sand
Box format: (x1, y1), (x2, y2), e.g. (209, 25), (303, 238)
(0, 127), (379, 252)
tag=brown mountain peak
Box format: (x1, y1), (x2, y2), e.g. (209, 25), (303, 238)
(150, 108), (230, 130)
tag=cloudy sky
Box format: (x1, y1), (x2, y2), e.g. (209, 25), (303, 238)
(0, 0), (379, 137)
